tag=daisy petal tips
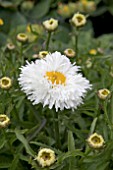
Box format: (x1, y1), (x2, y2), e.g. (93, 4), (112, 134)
(18, 51), (92, 111)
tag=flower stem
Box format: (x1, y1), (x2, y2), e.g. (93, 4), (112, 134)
(110, 92), (113, 139)
(20, 43), (24, 65)
(103, 101), (113, 139)
(75, 28), (79, 59)
(46, 31), (51, 51)
(53, 110), (61, 149)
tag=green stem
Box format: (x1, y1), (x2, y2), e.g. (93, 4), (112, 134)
(53, 110), (61, 149)
(75, 28), (79, 59)
(103, 101), (113, 139)
(20, 43), (24, 65)
(110, 92), (113, 125)
(46, 31), (51, 51)
(110, 92), (113, 139)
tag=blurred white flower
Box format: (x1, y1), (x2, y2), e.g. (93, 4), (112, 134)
(18, 51), (91, 111)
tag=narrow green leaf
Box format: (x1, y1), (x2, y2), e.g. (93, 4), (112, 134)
(15, 129), (36, 157)
(68, 130), (75, 151)
(9, 154), (20, 170)
(0, 134), (6, 150)
(89, 117), (98, 135)
(68, 131), (76, 170)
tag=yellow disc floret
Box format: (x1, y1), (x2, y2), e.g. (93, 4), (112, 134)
(45, 71), (66, 85)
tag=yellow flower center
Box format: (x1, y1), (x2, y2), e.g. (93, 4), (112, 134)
(77, 16), (83, 23)
(63, 5), (69, 12)
(89, 49), (97, 55)
(0, 19), (4, 25)
(102, 89), (109, 96)
(49, 20), (54, 25)
(0, 116), (6, 122)
(2, 79), (9, 86)
(67, 49), (73, 54)
(91, 136), (101, 144)
(45, 71), (66, 85)
(41, 152), (51, 161)
(41, 52), (48, 57)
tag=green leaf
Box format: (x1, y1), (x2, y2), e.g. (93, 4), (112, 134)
(0, 134), (6, 150)
(68, 131), (75, 151)
(0, 155), (12, 168)
(30, 0), (52, 19)
(15, 129), (36, 157)
(9, 154), (20, 170)
(0, 33), (7, 46)
(89, 117), (98, 135)
(10, 12), (27, 29)
(57, 150), (84, 164)
(68, 131), (76, 170)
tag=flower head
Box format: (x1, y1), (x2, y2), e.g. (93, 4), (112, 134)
(0, 114), (10, 128)
(89, 49), (97, 55)
(18, 51), (91, 111)
(71, 12), (86, 27)
(36, 148), (55, 167)
(6, 43), (15, 50)
(64, 48), (76, 58)
(85, 58), (92, 68)
(0, 18), (4, 26)
(38, 51), (49, 59)
(17, 33), (28, 43)
(97, 88), (110, 100)
(87, 133), (105, 149)
(43, 18), (58, 32)
(0, 77), (12, 89)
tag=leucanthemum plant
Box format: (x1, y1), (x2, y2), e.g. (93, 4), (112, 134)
(1, 2), (113, 169)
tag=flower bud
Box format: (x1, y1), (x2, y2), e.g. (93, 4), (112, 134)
(35, 148), (56, 167)
(87, 133), (105, 149)
(38, 51), (49, 59)
(0, 114), (10, 128)
(64, 48), (76, 58)
(17, 33), (28, 43)
(71, 12), (86, 27)
(43, 18), (58, 32)
(0, 77), (12, 90)
(97, 88), (110, 100)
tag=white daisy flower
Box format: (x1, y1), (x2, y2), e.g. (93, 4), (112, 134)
(18, 51), (91, 111)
